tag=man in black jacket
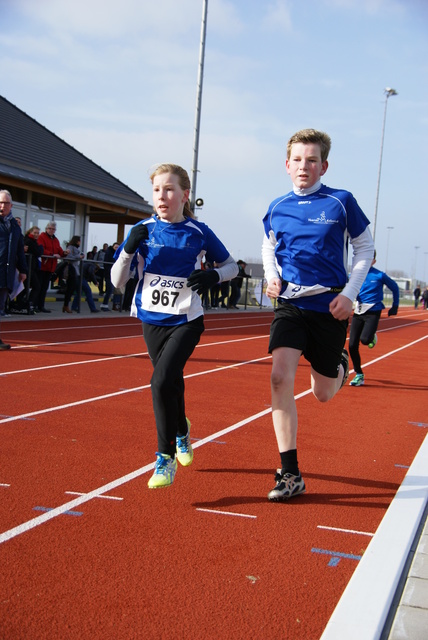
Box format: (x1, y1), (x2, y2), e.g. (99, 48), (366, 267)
(0, 190), (27, 349)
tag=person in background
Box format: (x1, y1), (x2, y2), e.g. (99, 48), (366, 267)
(422, 286), (428, 310)
(262, 128), (374, 502)
(218, 280), (230, 308)
(94, 243), (108, 294)
(112, 163), (238, 489)
(413, 284), (421, 309)
(349, 250), (399, 386)
(121, 264), (138, 312)
(0, 190), (27, 348)
(100, 242), (119, 311)
(71, 260), (100, 313)
(86, 245), (97, 260)
(228, 260), (250, 309)
(11, 225), (43, 314)
(62, 235), (84, 313)
(37, 221), (68, 313)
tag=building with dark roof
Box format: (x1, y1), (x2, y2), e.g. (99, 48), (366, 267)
(0, 95), (152, 249)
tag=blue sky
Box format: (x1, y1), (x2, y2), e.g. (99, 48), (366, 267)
(1, 0), (428, 282)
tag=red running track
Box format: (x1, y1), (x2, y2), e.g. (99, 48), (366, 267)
(0, 309), (427, 639)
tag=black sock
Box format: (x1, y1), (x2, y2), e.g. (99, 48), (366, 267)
(280, 449), (299, 476)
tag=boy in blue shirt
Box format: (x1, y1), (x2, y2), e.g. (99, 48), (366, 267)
(262, 129), (374, 501)
(349, 250), (399, 386)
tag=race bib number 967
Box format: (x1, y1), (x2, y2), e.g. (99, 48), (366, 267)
(141, 272), (192, 315)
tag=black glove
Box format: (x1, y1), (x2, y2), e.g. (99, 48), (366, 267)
(187, 269), (220, 295)
(124, 224), (149, 254)
(388, 306), (398, 316)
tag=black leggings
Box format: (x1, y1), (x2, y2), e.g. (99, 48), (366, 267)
(348, 310), (381, 374)
(143, 317), (204, 457)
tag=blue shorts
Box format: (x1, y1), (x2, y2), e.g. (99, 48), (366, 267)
(269, 300), (348, 378)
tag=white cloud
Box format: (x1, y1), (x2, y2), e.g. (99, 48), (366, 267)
(262, 0), (293, 31)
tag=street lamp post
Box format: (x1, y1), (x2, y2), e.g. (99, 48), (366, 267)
(414, 245), (420, 285)
(385, 226), (394, 273)
(190, 0), (208, 212)
(372, 88), (398, 242)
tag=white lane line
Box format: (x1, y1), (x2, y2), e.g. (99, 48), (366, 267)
(0, 409), (269, 545)
(9, 334), (140, 350)
(65, 491), (123, 501)
(0, 355), (271, 425)
(0, 334), (267, 377)
(0, 483), (11, 487)
(0, 332), (425, 544)
(0, 462), (155, 545)
(3, 319), (270, 340)
(196, 508), (257, 519)
(317, 525), (374, 537)
(0, 352), (146, 376)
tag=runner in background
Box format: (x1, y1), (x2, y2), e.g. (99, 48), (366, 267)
(349, 250), (399, 387)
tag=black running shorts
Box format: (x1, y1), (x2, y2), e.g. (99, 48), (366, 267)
(268, 300), (348, 378)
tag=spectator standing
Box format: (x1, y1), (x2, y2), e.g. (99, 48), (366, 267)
(121, 264), (138, 312)
(228, 260), (249, 308)
(421, 286), (428, 310)
(62, 235), (84, 313)
(218, 281), (230, 308)
(12, 225), (43, 314)
(71, 261), (100, 313)
(86, 245), (97, 260)
(349, 251), (399, 387)
(413, 284), (421, 309)
(100, 243), (119, 311)
(94, 243), (108, 294)
(37, 221), (68, 313)
(0, 190), (27, 348)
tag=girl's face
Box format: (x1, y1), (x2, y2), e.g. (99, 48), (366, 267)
(152, 172), (189, 223)
(286, 142), (328, 190)
(31, 228), (40, 239)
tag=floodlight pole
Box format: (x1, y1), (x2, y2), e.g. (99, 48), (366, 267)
(372, 87), (397, 242)
(190, 0), (208, 212)
(385, 226), (394, 273)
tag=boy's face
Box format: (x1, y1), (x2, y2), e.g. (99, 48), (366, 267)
(286, 142), (328, 189)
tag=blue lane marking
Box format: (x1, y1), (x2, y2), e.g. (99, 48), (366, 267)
(311, 547), (362, 567)
(408, 421), (428, 428)
(33, 506), (83, 516)
(395, 464), (410, 469)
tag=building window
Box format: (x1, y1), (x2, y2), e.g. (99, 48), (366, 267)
(31, 193), (54, 211)
(56, 197), (76, 215)
(2, 185), (28, 205)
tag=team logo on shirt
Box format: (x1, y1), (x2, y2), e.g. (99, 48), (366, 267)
(149, 276), (184, 289)
(308, 212), (338, 224)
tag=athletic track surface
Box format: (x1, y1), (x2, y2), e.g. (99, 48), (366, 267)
(0, 308), (427, 639)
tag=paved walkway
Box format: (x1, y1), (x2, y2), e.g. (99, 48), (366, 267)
(2, 299), (427, 639)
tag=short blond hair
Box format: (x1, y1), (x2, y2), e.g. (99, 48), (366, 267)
(287, 129), (331, 163)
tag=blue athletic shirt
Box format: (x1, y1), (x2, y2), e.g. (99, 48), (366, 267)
(356, 266), (399, 312)
(116, 215), (231, 326)
(263, 185), (371, 312)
